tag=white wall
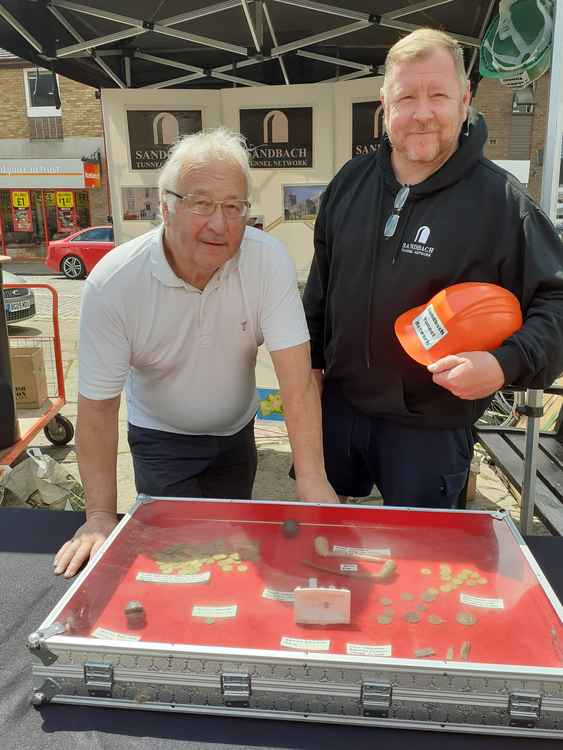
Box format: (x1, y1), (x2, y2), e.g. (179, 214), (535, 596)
(101, 76), (384, 274)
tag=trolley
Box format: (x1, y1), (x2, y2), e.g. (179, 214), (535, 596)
(0, 282), (74, 469)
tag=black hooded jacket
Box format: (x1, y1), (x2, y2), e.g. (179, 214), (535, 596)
(303, 110), (563, 428)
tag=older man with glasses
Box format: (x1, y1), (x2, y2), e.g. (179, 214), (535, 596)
(54, 127), (338, 579)
(304, 28), (563, 510)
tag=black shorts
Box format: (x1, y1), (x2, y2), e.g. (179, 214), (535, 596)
(322, 383), (474, 509)
(127, 419), (257, 500)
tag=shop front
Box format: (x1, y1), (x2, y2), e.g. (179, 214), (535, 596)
(0, 159), (100, 258)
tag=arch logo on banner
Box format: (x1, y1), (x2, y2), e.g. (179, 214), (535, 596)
(352, 102), (385, 156)
(127, 110), (203, 170)
(240, 107), (313, 168)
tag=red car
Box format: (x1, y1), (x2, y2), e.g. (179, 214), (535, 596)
(45, 225), (115, 279)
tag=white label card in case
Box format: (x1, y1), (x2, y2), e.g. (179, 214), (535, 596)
(340, 563), (358, 572)
(92, 627), (141, 641)
(262, 588), (295, 602)
(346, 643), (392, 657)
(333, 545), (391, 558)
(412, 303), (448, 351)
(192, 605), (237, 618)
(460, 593), (504, 609)
(280, 636), (330, 651)
(137, 571), (211, 584)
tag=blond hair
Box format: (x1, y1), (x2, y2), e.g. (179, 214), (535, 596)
(382, 28), (468, 97)
(159, 127), (251, 213)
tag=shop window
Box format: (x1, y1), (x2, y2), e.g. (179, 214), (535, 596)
(23, 68), (61, 118)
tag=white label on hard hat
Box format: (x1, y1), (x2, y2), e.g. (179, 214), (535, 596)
(412, 303), (448, 350)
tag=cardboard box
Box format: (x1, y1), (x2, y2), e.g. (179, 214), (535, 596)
(9, 347), (48, 408)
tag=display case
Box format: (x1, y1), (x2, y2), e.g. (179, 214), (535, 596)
(28, 496), (563, 738)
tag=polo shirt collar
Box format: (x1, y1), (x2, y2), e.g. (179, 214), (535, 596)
(150, 224), (241, 289)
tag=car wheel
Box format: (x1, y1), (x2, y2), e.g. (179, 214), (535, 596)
(61, 255), (86, 280)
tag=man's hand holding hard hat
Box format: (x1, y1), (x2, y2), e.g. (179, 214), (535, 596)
(395, 282), (523, 399)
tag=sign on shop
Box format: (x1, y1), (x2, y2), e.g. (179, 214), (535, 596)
(239, 107), (313, 168)
(56, 191), (77, 233)
(10, 189), (33, 232)
(83, 161), (101, 188)
(127, 110), (203, 170)
(56, 191), (74, 208)
(352, 101), (385, 156)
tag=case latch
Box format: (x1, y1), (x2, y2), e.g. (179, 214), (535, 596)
(84, 662), (114, 698)
(27, 622), (66, 666)
(508, 691), (542, 727)
(221, 672), (251, 707)
(361, 681), (393, 717)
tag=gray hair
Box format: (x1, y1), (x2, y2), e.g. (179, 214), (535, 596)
(382, 28), (468, 98)
(158, 127), (252, 213)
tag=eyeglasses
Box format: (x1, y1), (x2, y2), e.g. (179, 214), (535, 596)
(165, 189), (250, 221)
(384, 185), (410, 238)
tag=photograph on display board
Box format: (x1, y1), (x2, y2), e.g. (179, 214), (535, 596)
(127, 110), (203, 170)
(247, 215), (264, 231)
(283, 184), (326, 222)
(352, 101), (385, 157)
(240, 107), (313, 168)
(122, 187), (160, 221)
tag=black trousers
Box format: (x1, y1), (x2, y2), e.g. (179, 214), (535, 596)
(322, 384), (474, 509)
(127, 419), (257, 500)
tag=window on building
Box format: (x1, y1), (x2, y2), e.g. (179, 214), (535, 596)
(23, 68), (61, 118)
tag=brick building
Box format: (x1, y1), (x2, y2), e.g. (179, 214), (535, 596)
(0, 50), (109, 259)
(473, 73), (563, 206)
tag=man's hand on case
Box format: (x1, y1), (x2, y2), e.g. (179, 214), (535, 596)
(53, 511), (118, 578)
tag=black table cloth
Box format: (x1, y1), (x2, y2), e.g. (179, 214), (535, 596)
(1, 508), (561, 750)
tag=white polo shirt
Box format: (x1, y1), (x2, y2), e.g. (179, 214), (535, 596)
(78, 225), (309, 436)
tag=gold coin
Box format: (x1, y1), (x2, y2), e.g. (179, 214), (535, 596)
(440, 584), (454, 593)
(213, 554), (227, 560)
(223, 565), (233, 572)
(470, 571), (480, 579)
(460, 640), (472, 660)
(422, 589), (439, 602)
(428, 614), (444, 625)
(404, 612), (421, 624)
(377, 614), (393, 625)
(456, 612), (477, 626)
(416, 603), (428, 612)
(380, 597), (393, 606)
(400, 592), (414, 601)
(466, 579), (478, 587)
(414, 647), (435, 658)
(420, 568), (432, 576)
(446, 646), (454, 660)
(237, 564), (248, 572)
(477, 577), (487, 584)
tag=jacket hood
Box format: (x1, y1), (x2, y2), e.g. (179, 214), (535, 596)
(379, 107), (488, 196)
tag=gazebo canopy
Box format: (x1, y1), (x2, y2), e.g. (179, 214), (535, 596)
(0, 0), (500, 91)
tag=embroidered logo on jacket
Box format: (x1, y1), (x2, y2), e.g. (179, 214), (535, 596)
(401, 225), (435, 258)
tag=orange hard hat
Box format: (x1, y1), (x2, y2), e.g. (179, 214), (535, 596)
(394, 282), (523, 366)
